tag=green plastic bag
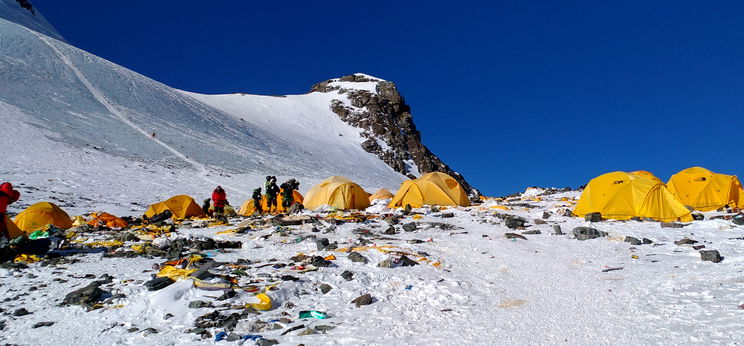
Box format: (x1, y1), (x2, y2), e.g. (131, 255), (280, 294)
(298, 310), (328, 319)
(28, 230), (49, 240)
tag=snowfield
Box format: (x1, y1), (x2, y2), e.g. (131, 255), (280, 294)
(2, 191), (744, 345)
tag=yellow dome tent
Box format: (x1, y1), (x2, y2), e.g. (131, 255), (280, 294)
(303, 176), (370, 210)
(14, 202), (73, 233)
(368, 188), (394, 203)
(573, 171), (692, 222)
(144, 195), (206, 220)
(629, 170), (662, 183)
(238, 190), (304, 215)
(389, 172), (470, 208)
(4, 215), (24, 238)
(667, 167), (744, 212)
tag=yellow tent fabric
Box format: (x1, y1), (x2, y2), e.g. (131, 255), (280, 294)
(144, 195), (206, 220)
(368, 188), (394, 203)
(13, 202), (73, 233)
(630, 170), (662, 183)
(238, 189), (304, 215)
(208, 204), (237, 216)
(87, 212), (128, 228)
(303, 176), (370, 210)
(573, 171), (692, 222)
(4, 215), (24, 239)
(667, 167), (744, 212)
(389, 172), (470, 208)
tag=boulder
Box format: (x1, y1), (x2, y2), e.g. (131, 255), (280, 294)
(341, 270), (354, 281)
(319, 284), (332, 294)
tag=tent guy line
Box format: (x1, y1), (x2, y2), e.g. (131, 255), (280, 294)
(31, 30), (250, 196)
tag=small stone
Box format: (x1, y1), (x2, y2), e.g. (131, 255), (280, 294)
(552, 225), (563, 235)
(624, 236), (642, 245)
(341, 270), (354, 281)
(351, 293), (373, 307)
(142, 327), (158, 335)
(226, 333), (241, 341)
(572, 227), (607, 240)
(584, 212), (602, 222)
(319, 283), (332, 294)
(382, 226), (396, 235)
(316, 238), (330, 251)
(733, 214), (744, 225)
(642, 238), (653, 244)
(542, 211), (551, 219)
(402, 222), (418, 232)
(504, 218), (526, 229)
(661, 222), (685, 229)
(298, 328), (316, 336)
(32, 321), (54, 328)
(440, 212), (455, 218)
(163, 313), (174, 320)
(13, 308), (31, 316)
(522, 230), (541, 235)
(314, 325), (336, 333)
(348, 252), (368, 263)
(504, 233), (527, 240)
(378, 258), (394, 268)
(144, 277), (174, 291)
(128, 327), (140, 333)
(692, 213), (705, 221)
(700, 250), (722, 263)
(281, 275), (299, 281)
(189, 300), (210, 309)
(398, 255), (419, 266)
(256, 339), (279, 346)
(692, 245), (706, 250)
(674, 238), (698, 246)
(310, 256), (332, 267)
(533, 219), (547, 225)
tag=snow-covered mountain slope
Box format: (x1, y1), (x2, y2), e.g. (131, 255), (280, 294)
(0, 7), (418, 215)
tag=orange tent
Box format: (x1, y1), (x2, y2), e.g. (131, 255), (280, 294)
(87, 212), (128, 228)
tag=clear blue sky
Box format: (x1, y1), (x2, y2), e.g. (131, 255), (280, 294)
(33, 0), (744, 196)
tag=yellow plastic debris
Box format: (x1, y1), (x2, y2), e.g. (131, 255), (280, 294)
(156, 265), (197, 281)
(249, 293), (272, 311)
(13, 254), (40, 263)
(323, 254), (336, 261)
(412, 215), (424, 220)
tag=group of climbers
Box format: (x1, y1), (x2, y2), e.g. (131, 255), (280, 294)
(205, 176), (301, 218)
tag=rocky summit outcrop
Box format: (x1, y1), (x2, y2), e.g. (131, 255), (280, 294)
(310, 74), (479, 197)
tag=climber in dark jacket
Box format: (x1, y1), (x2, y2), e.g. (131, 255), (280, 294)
(281, 179), (299, 210)
(252, 188), (263, 214)
(264, 176), (279, 213)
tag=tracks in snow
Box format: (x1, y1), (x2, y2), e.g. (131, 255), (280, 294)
(32, 31), (249, 195)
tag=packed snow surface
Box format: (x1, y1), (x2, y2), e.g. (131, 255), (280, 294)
(2, 191), (744, 345)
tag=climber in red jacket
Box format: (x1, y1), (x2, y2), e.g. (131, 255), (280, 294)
(0, 182), (21, 240)
(211, 186), (227, 218)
